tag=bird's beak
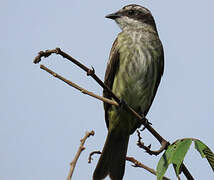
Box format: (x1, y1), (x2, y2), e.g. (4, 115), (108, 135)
(105, 12), (121, 20)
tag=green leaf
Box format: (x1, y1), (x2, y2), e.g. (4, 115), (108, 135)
(157, 139), (192, 179)
(194, 140), (207, 158)
(194, 140), (214, 171)
(156, 142), (178, 180)
(171, 139), (192, 175)
(157, 139), (214, 179)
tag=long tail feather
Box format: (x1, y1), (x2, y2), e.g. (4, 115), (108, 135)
(93, 130), (129, 180)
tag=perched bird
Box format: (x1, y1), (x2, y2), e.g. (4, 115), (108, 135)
(93, 4), (164, 180)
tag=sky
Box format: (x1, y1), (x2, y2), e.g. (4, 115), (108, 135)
(1, 0), (214, 179)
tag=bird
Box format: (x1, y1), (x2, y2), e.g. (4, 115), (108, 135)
(93, 4), (164, 180)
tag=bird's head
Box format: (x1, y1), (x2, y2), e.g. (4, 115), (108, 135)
(106, 4), (157, 32)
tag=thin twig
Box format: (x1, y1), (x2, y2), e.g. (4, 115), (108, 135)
(40, 65), (118, 107)
(126, 156), (171, 180)
(34, 48), (167, 145)
(137, 130), (169, 155)
(88, 151), (170, 180)
(88, 151), (102, 163)
(33, 48), (194, 180)
(67, 130), (95, 180)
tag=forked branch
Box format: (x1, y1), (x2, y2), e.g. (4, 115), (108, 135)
(40, 65), (118, 107)
(88, 151), (170, 180)
(137, 130), (169, 155)
(33, 48), (167, 145)
(33, 48), (194, 180)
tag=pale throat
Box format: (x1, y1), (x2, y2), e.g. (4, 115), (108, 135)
(116, 16), (148, 31)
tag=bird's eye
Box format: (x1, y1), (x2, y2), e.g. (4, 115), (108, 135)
(128, 10), (135, 16)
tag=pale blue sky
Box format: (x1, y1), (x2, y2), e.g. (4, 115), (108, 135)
(1, 0), (214, 179)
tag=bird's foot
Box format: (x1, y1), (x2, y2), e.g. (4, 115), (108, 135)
(118, 99), (128, 111)
(140, 116), (152, 130)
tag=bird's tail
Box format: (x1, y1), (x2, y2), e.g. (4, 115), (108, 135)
(93, 130), (129, 180)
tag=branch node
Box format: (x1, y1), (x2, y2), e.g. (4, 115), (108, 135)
(141, 126), (146, 131)
(137, 130), (169, 156)
(87, 66), (95, 76)
(66, 130), (94, 180)
(81, 89), (86, 94)
(80, 146), (86, 151)
(126, 156), (170, 180)
(88, 130), (95, 137)
(55, 47), (61, 54)
(33, 48), (194, 180)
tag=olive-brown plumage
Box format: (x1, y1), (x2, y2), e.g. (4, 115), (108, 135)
(93, 4), (164, 180)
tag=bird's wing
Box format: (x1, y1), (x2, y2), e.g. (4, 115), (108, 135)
(144, 44), (164, 116)
(103, 37), (120, 128)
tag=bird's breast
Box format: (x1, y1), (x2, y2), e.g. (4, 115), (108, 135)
(112, 32), (161, 112)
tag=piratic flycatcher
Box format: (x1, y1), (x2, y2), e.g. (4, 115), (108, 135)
(93, 4), (164, 180)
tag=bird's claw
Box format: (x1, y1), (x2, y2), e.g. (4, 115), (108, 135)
(141, 116), (152, 127)
(119, 99), (128, 110)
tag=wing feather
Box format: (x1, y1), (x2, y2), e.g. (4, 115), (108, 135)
(103, 38), (120, 128)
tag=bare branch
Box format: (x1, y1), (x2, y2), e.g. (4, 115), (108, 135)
(88, 151), (170, 180)
(126, 156), (171, 180)
(136, 130), (169, 156)
(67, 130), (94, 180)
(34, 48), (121, 102)
(40, 65), (118, 107)
(88, 151), (102, 163)
(33, 48), (167, 144)
(33, 48), (194, 180)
